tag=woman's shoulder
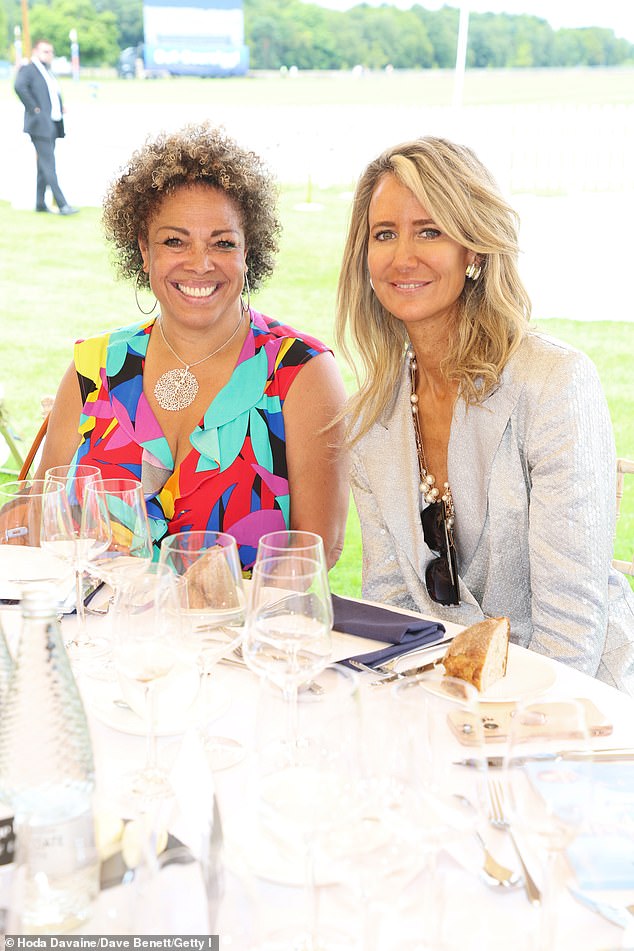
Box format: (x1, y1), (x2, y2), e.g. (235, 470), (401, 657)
(250, 310), (330, 357)
(506, 330), (597, 384)
(74, 317), (153, 350)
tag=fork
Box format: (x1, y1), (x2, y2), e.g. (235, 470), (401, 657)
(348, 635), (455, 677)
(488, 778), (541, 904)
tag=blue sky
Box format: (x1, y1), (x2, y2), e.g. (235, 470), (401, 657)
(311, 1), (634, 43)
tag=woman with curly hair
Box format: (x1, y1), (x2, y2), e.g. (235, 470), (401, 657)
(37, 123), (348, 570)
(335, 136), (634, 688)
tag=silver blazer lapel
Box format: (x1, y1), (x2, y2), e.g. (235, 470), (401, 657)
(449, 374), (523, 569)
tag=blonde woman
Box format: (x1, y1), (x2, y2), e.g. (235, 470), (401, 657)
(336, 136), (634, 689)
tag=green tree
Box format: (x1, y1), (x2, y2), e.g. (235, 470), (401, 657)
(29, 0), (119, 64)
(94, 0), (143, 50)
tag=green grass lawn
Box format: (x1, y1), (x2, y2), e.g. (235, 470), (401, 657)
(3, 66), (633, 110)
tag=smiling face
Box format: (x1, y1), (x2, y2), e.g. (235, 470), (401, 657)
(367, 173), (476, 334)
(138, 183), (247, 333)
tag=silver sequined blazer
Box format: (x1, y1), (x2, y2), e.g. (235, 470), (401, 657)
(351, 332), (634, 692)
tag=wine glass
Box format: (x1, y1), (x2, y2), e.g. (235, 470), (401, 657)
(159, 529), (246, 769)
(243, 550), (333, 759)
(257, 530), (328, 561)
(83, 478), (153, 592)
(502, 698), (591, 951)
(255, 530), (334, 628)
(254, 664), (359, 951)
(41, 464), (108, 639)
(111, 563), (192, 799)
(357, 673), (487, 951)
(0, 479), (51, 548)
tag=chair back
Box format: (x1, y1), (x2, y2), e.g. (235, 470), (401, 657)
(17, 414), (50, 481)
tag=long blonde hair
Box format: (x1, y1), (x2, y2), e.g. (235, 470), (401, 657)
(335, 136), (531, 441)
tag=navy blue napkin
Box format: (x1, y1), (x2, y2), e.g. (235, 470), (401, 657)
(332, 594), (445, 669)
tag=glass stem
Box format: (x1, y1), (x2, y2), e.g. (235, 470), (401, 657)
(304, 835), (320, 949)
(537, 849), (559, 951)
(283, 681), (299, 759)
(145, 683), (158, 772)
(74, 566), (88, 640)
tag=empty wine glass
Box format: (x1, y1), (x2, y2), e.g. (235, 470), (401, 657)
(502, 698), (591, 951)
(112, 563), (192, 799)
(254, 665), (359, 951)
(159, 530), (246, 769)
(257, 530), (328, 561)
(243, 551), (333, 760)
(41, 464), (107, 640)
(83, 478), (153, 593)
(0, 479), (50, 548)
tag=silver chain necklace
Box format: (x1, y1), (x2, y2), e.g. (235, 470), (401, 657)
(408, 349), (455, 523)
(154, 313), (243, 412)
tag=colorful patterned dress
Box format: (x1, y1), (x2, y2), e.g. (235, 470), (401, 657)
(71, 311), (330, 571)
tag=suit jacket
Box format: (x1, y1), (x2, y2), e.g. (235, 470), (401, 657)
(14, 61), (65, 139)
(351, 332), (634, 692)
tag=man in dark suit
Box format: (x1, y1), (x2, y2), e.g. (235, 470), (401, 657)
(14, 39), (79, 215)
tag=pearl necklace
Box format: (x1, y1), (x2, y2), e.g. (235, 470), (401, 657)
(408, 349), (455, 524)
(154, 313), (243, 412)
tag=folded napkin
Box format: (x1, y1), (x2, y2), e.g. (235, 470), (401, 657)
(332, 594), (445, 669)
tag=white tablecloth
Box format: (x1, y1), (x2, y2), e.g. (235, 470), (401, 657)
(3, 603), (634, 949)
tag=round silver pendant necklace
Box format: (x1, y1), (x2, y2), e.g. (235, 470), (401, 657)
(153, 313), (243, 412)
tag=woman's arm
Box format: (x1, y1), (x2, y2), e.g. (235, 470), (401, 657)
(33, 361), (84, 478)
(525, 347), (616, 674)
(282, 352), (349, 569)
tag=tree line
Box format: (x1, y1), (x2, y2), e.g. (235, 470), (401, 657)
(3, 0), (633, 70)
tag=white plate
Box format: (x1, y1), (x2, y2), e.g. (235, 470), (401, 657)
(0, 544), (74, 600)
(85, 678), (231, 737)
(479, 643), (557, 702)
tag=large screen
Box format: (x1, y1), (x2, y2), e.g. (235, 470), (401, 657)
(143, 0), (249, 76)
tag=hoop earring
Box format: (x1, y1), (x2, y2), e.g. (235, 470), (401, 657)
(241, 271), (251, 315)
(465, 262), (482, 281)
(134, 271), (158, 315)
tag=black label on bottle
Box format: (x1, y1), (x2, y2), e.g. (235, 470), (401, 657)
(0, 813), (15, 866)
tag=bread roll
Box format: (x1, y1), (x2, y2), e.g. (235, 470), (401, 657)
(442, 616), (510, 692)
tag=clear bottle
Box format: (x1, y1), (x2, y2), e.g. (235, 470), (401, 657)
(0, 617), (15, 934)
(0, 589), (99, 933)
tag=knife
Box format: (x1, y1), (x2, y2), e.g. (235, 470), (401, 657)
(371, 658), (442, 685)
(456, 748), (634, 768)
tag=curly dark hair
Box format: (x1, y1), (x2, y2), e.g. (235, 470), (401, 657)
(102, 123), (281, 292)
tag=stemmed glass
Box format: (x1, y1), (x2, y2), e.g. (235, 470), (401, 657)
(111, 563), (189, 799)
(0, 479), (54, 549)
(257, 530), (328, 562)
(254, 664), (358, 951)
(41, 464), (108, 639)
(83, 478), (153, 592)
(363, 673), (488, 951)
(502, 698), (591, 951)
(243, 548), (333, 759)
(159, 530), (246, 769)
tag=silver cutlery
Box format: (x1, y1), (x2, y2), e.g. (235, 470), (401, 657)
(475, 830), (521, 889)
(488, 778), (541, 905)
(457, 749), (634, 769)
(569, 887), (634, 930)
(369, 659), (442, 686)
(346, 635), (454, 679)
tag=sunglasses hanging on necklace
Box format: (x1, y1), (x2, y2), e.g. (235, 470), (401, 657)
(408, 348), (460, 606)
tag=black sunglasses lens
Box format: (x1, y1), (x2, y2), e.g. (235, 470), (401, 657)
(421, 502), (445, 550)
(425, 557), (458, 606)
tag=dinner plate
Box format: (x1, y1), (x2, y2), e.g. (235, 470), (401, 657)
(85, 677), (231, 737)
(0, 543), (74, 601)
(479, 642), (557, 702)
